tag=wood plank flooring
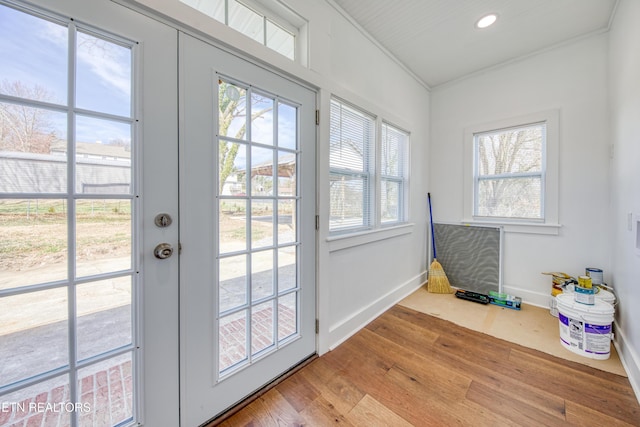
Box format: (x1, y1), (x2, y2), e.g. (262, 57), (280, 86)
(212, 304), (640, 426)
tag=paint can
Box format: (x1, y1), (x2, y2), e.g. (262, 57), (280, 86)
(549, 287), (563, 317)
(556, 294), (614, 360)
(586, 268), (604, 285)
(578, 275), (592, 289)
(574, 285), (595, 305)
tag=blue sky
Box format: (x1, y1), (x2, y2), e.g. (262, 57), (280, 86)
(1, 2), (298, 157)
(0, 4), (133, 145)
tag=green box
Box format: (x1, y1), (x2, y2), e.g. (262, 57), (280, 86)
(488, 291), (522, 310)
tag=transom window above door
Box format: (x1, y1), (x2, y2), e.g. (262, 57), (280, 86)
(179, 0), (305, 61)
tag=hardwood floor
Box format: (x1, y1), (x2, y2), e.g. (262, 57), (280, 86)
(213, 304), (640, 426)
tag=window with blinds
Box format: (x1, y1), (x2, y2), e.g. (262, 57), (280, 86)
(329, 98), (374, 232)
(329, 98), (410, 234)
(381, 123), (408, 224)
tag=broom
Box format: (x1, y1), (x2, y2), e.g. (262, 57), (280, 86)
(427, 193), (454, 294)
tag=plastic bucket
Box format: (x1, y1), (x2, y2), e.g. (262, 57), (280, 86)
(550, 286), (615, 317)
(556, 293), (615, 360)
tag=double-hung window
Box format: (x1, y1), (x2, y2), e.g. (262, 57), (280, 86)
(380, 123), (408, 224)
(329, 98), (375, 232)
(464, 110), (559, 233)
(329, 98), (409, 234)
(473, 123), (545, 220)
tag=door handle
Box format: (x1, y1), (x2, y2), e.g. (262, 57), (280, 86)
(154, 243), (174, 259)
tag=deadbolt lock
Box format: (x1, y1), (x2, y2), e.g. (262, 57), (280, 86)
(154, 213), (173, 228)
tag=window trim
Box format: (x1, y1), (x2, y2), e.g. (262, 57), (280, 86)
(463, 109), (560, 235)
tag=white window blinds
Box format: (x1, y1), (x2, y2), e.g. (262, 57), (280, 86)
(329, 98), (374, 232)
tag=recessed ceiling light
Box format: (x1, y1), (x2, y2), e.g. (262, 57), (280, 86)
(476, 13), (498, 29)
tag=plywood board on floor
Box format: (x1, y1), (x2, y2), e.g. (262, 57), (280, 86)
(399, 286), (626, 376)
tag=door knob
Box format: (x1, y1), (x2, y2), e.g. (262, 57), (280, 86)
(154, 243), (174, 259)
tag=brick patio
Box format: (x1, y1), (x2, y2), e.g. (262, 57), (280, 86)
(2, 301), (294, 427)
(0, 361), (132, 427)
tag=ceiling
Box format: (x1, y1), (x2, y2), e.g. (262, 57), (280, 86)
(330, 0), (618, 88)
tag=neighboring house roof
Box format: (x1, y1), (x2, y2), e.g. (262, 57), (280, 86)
(50, 140), (131, 160)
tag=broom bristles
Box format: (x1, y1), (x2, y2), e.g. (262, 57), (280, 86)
(427, 259), (454, 294)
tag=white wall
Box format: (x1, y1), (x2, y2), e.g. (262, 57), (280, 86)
(310, 3), (430, 353)
(430, 35), (610, 306)
(608, 0), (640, 398)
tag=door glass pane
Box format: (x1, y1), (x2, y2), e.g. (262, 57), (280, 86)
(0, 199), (68, 289)
(219, 255), (247, 313)
(219, 310), (247, 372)
(251, 200), (273, 249)
(76, 199), (131, 278)
(250, 93), (273, 146)
(75, 115), (132, 195)
(277, 102), (296, 150)
(277, 200), (295, 244)
(277, 151), (296, 196)
(0, 287), (68, 387)
(0, 375), (71, 427)
(251, 300), (274, 355)
(219, 141), (246, 196)
(218, 81), (247, 139)
(0, 6), (67, 105)
(277, 248), (296, 292)
(219, 199), (247, 254)
(77, 352), (133, 426)
(76, 277), (132, 361)
(278, 292), (297, 341)
(251, 146), (273, 196)
(251, 249), (273, 301)
(76, 30), (132, 117)
(0, 103), (67, 193)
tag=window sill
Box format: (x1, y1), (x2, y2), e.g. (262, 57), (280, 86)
(327, 223), (414, 252)
(461, 219), (561, 235)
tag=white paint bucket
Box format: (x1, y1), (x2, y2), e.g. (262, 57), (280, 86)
(556, 293), (615, 360)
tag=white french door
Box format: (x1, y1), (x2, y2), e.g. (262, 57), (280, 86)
(179, 33), (316, 426)
(0, 0), (179, 426)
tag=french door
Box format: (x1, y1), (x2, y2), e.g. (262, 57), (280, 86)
(0, 0), (179, 426)
(179, 33), (316, 426)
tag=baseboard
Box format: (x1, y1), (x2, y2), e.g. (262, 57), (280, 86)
(613, 326), (640, 404)
(327, 271), (426, 351)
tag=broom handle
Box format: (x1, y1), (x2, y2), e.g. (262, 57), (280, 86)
(428, 192), (437, 259)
